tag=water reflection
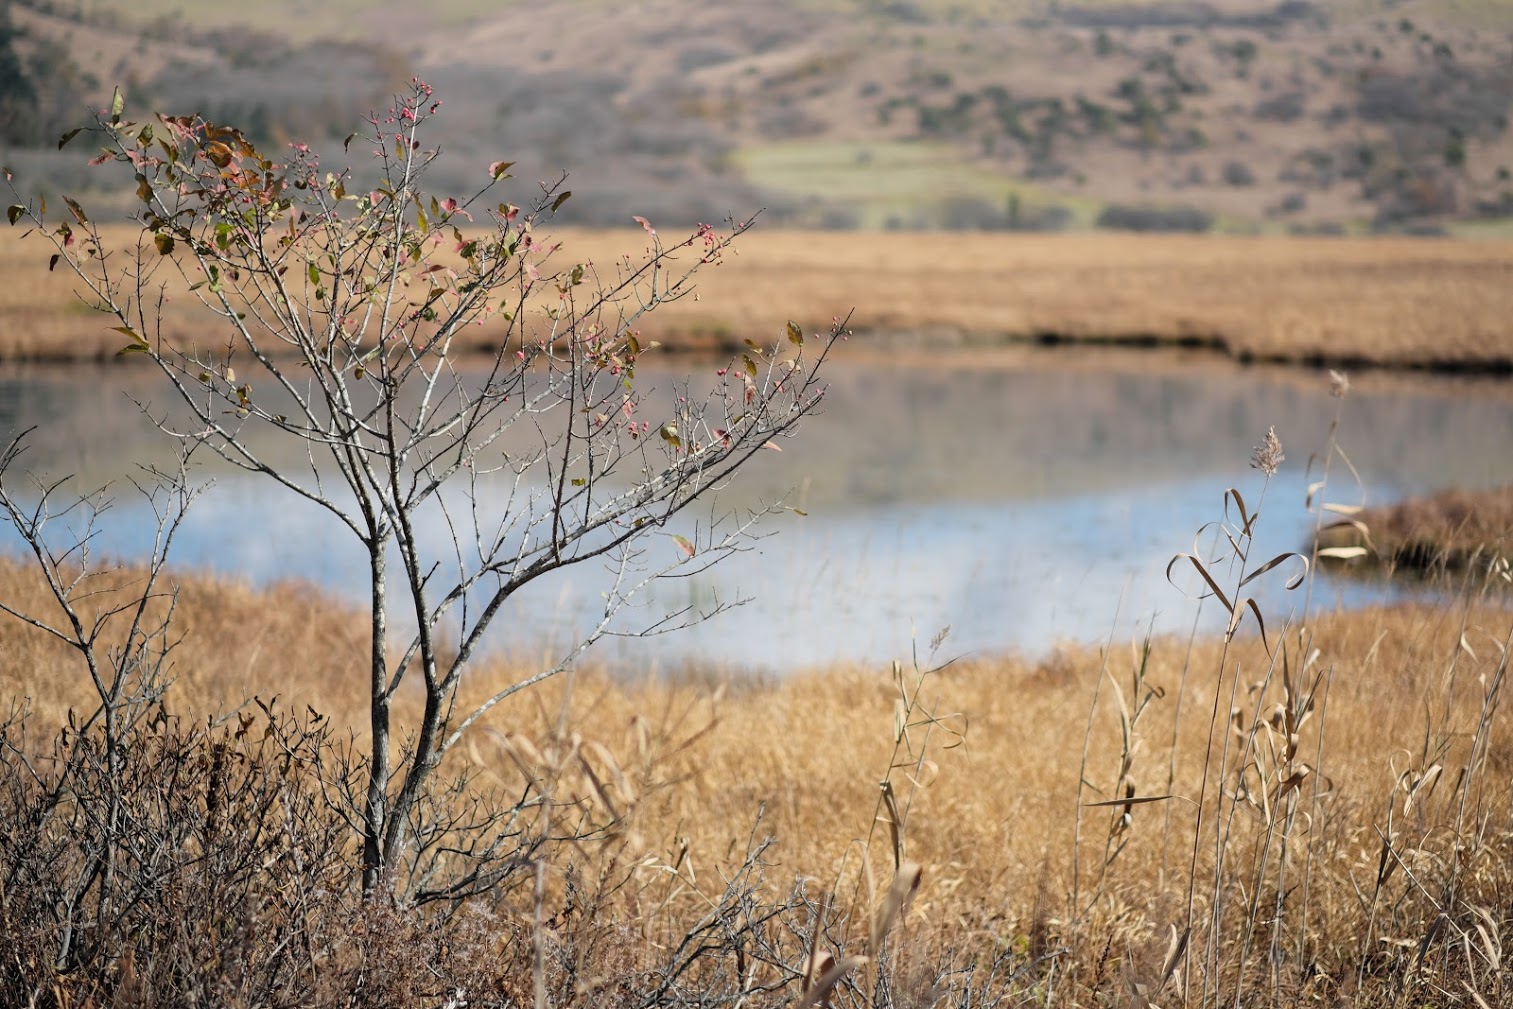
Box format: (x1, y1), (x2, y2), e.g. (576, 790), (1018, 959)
(1, 350), (1509, 674)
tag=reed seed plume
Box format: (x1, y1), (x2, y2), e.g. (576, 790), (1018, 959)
(1250, 425), (1284, 478)
(1328, 368), (1351, 399)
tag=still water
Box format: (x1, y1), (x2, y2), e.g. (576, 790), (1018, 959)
(1, 349), (1509, 675)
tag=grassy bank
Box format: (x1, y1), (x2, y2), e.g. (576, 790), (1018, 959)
(3, 226), (1513, 371)
(1, 545), (1510, 1005)
(1318, 483), (1513, 576)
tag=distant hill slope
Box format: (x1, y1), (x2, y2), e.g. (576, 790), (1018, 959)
(3, 0), (1510, 234)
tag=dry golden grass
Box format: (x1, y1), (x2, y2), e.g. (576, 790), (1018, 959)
(3, 546), (1511, 1002)
(0, 554), (372, 724)
(4, 225), (1513, 370)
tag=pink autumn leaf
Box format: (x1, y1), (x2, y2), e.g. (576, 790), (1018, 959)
(440, 197), (472, 221)
(633, 215), (656, 236)
(671, 534), (696, 559)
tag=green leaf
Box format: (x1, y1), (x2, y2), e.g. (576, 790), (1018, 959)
(110, 86), (124, 125)
(62, 196), (87, 226)
(308, 262), (320, 286)
(112, 327), (150, 357)
(570, 478), (586, 487)
(549, 190), (572, 213)
(58, 127), (84, 150)
(137, 123), (153, 145)
(6, 204), (23, 225)
(787, 320), (804, 345)
(489, 160), (513, 180)
(743, 354), (758, 377)
(153, 232), (174, 256)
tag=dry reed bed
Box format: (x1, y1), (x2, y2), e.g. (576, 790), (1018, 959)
(3, 225), (1513, 370)
(1318, 484), (1513, 574)
(2, 550), (1511, 1003)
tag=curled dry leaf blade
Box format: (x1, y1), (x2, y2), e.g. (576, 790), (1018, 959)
(880, 780), (903, 869)
(1317, 546), (1370, 560)
(1226, 487), (1253, 535)
(1243, 596), (1272, 646)
(1238, 550), (1306, 588)
(1160, 926), (1191, 988)
(585, 739), (636, 804)
(1321, 516), (1372, 537)
(799, 956), (868, 1009)
(575, 750), (620, 819)
(869, 860), (923, 956)
(1166, 553), (1234, 614)
(1083, 793), (1177, 808)
(802, 949), (834, 995)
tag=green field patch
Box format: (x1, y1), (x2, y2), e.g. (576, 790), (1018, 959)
(734, 140), (1100, 230)
(1450, 217), (1513, 240)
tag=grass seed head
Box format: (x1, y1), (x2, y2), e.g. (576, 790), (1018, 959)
(1250, 425), (1284, 477)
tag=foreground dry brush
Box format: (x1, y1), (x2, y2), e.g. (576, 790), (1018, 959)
(0, 545), (1509, 1007)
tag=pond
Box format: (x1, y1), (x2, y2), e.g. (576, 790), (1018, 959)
(2, 348), (1510, 676)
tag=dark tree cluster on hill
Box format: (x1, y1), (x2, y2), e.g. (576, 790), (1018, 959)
(0, 2), (35, 144)
(1345, 29), (1513, 227)
(0, 0), (96, 147)
(899, 30), (1212, 172)
(149, 40), (411, 150)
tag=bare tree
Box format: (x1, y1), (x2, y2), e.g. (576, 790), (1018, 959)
(7, 79), (839, 895)
(0, 434), (198, 974)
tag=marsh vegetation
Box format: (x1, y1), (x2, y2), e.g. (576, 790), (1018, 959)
(0, 4), (1511, 1005)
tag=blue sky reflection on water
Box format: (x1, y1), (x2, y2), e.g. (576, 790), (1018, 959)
(0, 351), (1508, 675)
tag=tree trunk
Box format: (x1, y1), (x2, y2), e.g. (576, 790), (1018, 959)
(362, 539), (391, 894)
